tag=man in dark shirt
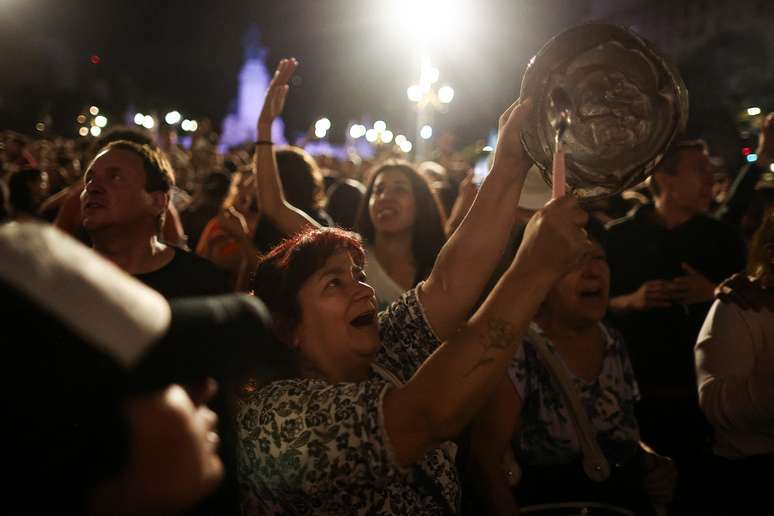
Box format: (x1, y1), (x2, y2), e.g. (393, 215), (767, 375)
(80, 139), (230, 298)
(606, 140), (746, 510)
(80, 139), (238, 514)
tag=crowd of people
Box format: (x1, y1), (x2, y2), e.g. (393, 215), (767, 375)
(2, 55), (773, 515)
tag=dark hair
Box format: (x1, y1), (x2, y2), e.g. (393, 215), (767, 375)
(94, 140), (175, 194)
(251, 227), (365, 346)
(649, 139), (708, 197)
(326, 179), (366, 230)
(201, 170), (232, 202)
(86, 140), (175, 235)
(355, 160), (447, 285)
(275, 146), (325, 212)
(89, 126), (154, 161)
(8, 168), (45, 216)
(747, 206), (774, 284)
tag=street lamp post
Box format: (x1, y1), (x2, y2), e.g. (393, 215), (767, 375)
(407, 58), (454, 161)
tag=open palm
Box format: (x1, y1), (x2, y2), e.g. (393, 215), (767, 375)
(257, 58), (298, 134)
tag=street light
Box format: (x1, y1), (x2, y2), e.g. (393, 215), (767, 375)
(407, 58), (453, 159)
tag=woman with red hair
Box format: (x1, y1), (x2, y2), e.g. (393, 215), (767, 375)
(235, 58), (594, 515)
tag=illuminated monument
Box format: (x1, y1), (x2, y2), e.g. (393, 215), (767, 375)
(220, 26), (286, 149)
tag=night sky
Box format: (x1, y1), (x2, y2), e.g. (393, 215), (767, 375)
(1, 0), (607, 144)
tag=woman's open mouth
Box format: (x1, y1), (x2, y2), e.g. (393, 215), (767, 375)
(578, 288), (603, 299)
(349, 310), (377, 328)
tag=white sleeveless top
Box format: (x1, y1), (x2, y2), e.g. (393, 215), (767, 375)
(363, 246), (407, 311)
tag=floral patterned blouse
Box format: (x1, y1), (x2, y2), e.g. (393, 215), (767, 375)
(236, 288), (460, 515)
(508, 323), (641, 468)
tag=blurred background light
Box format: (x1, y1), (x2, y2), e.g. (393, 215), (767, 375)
(134, 113), (145, 125)
(747, 107), (762, 116)
(349, 124), (366, 139)
(399, 140), (413, 153)
(142, 115), (155, 129)
(420, 124), (433, 139)
(365, 128), (378, 142)
(374, 120), (386, 132)
(89, 105), (99, 115)
(438, 85), (455, 104)
(79, 127), (89, 137)
(94, 115), (107, 128)
(90, 126), (102, 137)
(407, 85), (423, 102)
(165, 110), (182, 125)
(382, 130), (394, 143)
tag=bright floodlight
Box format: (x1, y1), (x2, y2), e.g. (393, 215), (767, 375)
(94, 115), (108, 128)
(134, 113), (145, 125)
(482, 145), (493, 152)
(407, 85), (423, 102)
(315, 127), (327, 139)
(165, 110), (182, 125)
(366, 129), (378, 142)
(77, 114), (87, 124)
(89, 106), (99, 115)
(79, 127), (89, 137)
(395, 134), (407, 145)
(399, 140), (413, 153)
(387, 0), (469, 54)
(189, 120), (198, 132)
(90, 126), (102, 137)
(420, 125), (433, 139)
(770, 163), (774, 173)
(748, 107), (762, 116)
(382, 130), (394, 143)
(419, 61), (440, 89)
(438, 85), (455, 104)
(374, 120), (387, 132)
(350, 124), (366, 139)
(142, 115), (155, 129)
(315, 117), (331, 131)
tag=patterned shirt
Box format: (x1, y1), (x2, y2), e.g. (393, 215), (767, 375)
(508, 323), (641, 468)
(236, 288), (460, 515)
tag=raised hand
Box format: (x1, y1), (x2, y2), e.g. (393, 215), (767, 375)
(514, 195), (592, 283)
(492, 97), (533, 177)
(257, 58), (298, 138)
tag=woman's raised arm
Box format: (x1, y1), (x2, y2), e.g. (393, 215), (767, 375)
(419, 97), (534, 341)
(385, 195), (592, 466)
(253, 58), (320, 235)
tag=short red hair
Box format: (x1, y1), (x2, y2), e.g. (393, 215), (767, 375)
(250, 227), (365, 344)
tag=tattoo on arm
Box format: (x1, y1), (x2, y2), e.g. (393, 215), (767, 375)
(464, 319), (519, 377)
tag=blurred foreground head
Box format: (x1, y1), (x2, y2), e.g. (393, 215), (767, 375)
(0, 222), (271, 514)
